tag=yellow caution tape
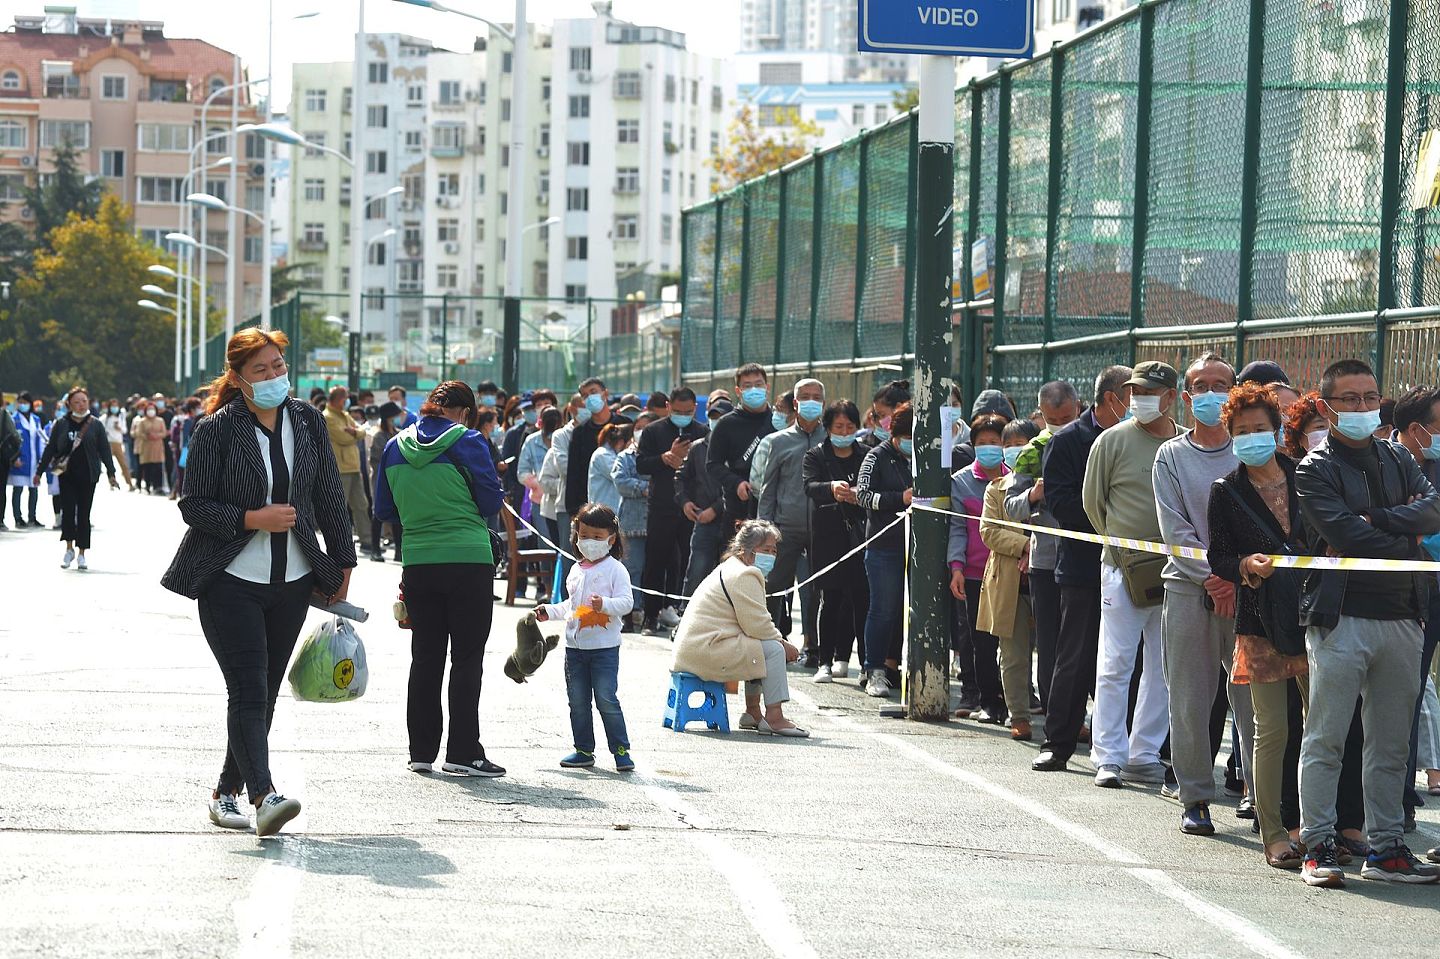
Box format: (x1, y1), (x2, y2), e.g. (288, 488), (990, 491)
(909, 502), (1440, 574)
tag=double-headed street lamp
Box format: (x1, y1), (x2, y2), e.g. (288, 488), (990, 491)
(396, 0), (529, 395)
(166, 232), (228, 379)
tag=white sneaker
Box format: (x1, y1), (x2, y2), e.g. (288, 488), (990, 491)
(76, 554), (87, 571)
(207, 793), (251, 831)
(254, 792), (302, 837)
(61, 548), (74, 569)
(408, 761), (433, 773)
(658, 606), (681, 628)
(865, 669), (891, 698)
(812, 664), (833, 684)
(831, 662), (849, 679)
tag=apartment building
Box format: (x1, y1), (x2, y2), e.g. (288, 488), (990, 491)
(420, 8), (734, 345)
(287, 34), (435, 342)
(0, 11), (264, 319)
(736, 51), (909, 149)
(742, 0), (915, 82)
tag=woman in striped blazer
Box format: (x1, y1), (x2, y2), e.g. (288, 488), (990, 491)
(162, 327), (357, 838)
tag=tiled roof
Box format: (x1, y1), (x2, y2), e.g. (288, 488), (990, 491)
(0, 28), (251, 103)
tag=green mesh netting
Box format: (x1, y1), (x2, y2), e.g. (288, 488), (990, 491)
(778, 161), (816, 365)
(814, 140), (862, 362)
(742, 175), (781, 368)
(681, 205), (716, 374)
(858, 121), (912, 359)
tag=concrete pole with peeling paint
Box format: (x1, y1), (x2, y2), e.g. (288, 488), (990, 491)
(906, 54), (957, 721)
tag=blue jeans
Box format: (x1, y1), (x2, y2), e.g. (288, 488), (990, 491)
(862, 545), (905, 671)
(623, 535), (646, 613)
(551, 510), (570, 603)
(564, 646), (630, 755)
(685, 518), (726, 596)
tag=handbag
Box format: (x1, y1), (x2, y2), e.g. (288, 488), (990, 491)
(52, 417), (92, 477)
(1114, 545), (1166, 608)
(1220, 483), (1308, 657)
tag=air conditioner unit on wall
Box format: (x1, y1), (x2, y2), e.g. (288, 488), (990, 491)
(576, 71), (592, 84)
(444, 241), (460, 254)
(20, 155), (34, 167)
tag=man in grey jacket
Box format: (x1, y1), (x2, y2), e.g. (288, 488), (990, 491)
(1153, 353), (1255, 838)
(760, 378), (826, 660)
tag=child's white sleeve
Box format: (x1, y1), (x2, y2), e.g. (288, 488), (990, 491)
(599, 562), (634, 617)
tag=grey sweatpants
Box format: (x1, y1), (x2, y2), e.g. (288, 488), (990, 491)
(746, 639), (791, 708)
(1161, 584), (1255, 806)
(1299, 615), (1423, 853)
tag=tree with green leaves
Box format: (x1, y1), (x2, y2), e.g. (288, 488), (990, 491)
(891, 86), (919, 114)
(709, 105), (826, 193)
(21, 141), (105, 251)
(0, 195), (175, 398)
(271, 262), (342, 350)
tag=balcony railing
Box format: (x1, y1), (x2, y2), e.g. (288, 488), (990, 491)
(297, 239), (329, 253)
(44, 84), (88, 99)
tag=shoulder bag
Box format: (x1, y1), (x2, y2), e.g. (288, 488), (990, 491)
(1114, 545), (1166, 608)
(1220, 482), (1308, 659)
(52, 417), (92, 477)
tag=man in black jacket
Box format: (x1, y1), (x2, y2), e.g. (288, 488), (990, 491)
(706, 363), (776, 529)
(1032, 365), (1132, 773)
(564, 377), (612, 516)
(1293, 359), (1440, 887)
(636, 387), (709, 630)
(680, 400), (731, 594)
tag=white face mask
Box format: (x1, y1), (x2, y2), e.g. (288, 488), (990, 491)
(577, 537), (612, 562)
(1130, 394), (1163, 425)
(1304, 428), (1328, 452)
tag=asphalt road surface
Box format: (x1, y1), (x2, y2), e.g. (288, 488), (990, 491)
(4, 488), (1439, 958)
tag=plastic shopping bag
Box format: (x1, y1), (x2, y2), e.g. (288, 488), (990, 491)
(288, 615), (369, 702)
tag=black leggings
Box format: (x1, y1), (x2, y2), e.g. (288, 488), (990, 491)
(198, 573), (314, 801)
(140, 463), (164, 492)
(370, 520), (403, 560)
(402, 563), (495, 765)
(58, 472), (97, 549)
(816, 549), (868, 665)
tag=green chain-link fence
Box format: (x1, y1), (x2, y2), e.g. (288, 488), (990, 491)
(682, 0), (1440, 408)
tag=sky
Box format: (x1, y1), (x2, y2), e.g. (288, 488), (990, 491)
(57, 0), (743, 112)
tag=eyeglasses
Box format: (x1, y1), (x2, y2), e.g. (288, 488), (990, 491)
(1322, 393), (1382, 411)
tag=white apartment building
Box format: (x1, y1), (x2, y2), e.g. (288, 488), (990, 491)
(735, 51), (909, 149)
(423, 8), (734, 344)
(741, 0), (915, 82)
(288, 34), (436, 343)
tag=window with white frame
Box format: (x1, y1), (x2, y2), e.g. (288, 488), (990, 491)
(303, 132), (326, 157)
(367, 104), (388, 128)
(570, 47), (591, 72)
(402, 172), (423, 201)
(439, 79), (461, 105)
(0, 70), (20, 91)
(475, 218), (485, 241)
(39, 120), (90, 149)
(615, 71), (641, 99)
(874, 104), (887, 125)
(244, 236), (263, 263)
(566, 188), (588, 211)
(437, 218), (458, 242)
(615, 168), (639, 194)
(246, 184), (264, 209)
(661, 214), (673, 243)
(405, 130), (422, 150)
(614, 215), (638, 241)
(207, 126), (228, 154)
(662, 168), (671, 193)
(302, 222), (326, 244)
(0, 120), (26, 149)
(101, 149), (124, 178)
(565, 284), (586, 301)
(100, 75), (127, 100)
(304, 88), (326, 111)
(436, 264), (458, 288)
(365, 150), (387, 174)
(136, 176), (184, 203)
(568, 142), (589, 166)
(368, 62), (388, 83)
(437, 172), (460, 196)
(616, 119), (639, 144)
(432, 123), (464, 150)
(473, 264), (484, 291)
(568, 95), (589, 119)
(407, 83), (424, 105)
(303, 177), (325, 201)
(368, 242), (387, 266)
(0, 174), (25, 200)
(566, 236), (588, 260)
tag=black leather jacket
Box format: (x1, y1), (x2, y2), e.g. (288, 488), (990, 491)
(1294, 437), (1440, 628)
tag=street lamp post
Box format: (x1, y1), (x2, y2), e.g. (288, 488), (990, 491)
(166, 232), (228, 379)
(349, 0), (367, 363)
(395, 0), (527, 395)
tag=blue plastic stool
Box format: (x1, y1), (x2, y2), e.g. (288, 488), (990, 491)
(663, 672), (731, 733)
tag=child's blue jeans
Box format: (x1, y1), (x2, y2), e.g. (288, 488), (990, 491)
(564, 645), (630, 754)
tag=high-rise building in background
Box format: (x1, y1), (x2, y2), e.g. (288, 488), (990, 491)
(0, 11), (265, 320)
(741, 0), (915, 82)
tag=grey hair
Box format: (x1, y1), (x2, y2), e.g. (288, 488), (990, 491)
(1094, 366), (1134, 407)
(1037, 380), (1078, 409)
(723, 520), (782, 560)
(794, 377), (825, 397)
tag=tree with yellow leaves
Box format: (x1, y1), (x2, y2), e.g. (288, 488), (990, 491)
(708, 105), (826, 193)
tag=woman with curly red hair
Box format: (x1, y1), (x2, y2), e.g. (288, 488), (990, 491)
(1282, 391), (1329, 461)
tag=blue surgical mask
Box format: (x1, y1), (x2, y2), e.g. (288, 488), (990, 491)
(523, 409), (538, 426)
(1189, 390), (1227, 427)
(898, 438), (913, 457)
(19, 403), (31, 414)
(392, 415), (406, 428)
(584, 393), (605, 415)
(872, 426), (891, 443)
(156, 400), (166, 411)
(246, 374), (290, 410)
(830, 432), (856, 448)
(1233, 431), (1278, 467)
(741, 386), (768, 410)
(975, 444), (1004, 469)
(575, 406), (592, 425)
(109, 406), (119, 414)
(1003, 445), (1023, 469)
(771, 411), (788, 431)
(670, 413), (693, 429)
(752, 552), (777, 576)
(797, 399), (824, 422)
(1333, 408), (1381, 442)
(1422, 429), (1440, 461)
(480, 394), (497, 407)
(490, 427), (504, 443)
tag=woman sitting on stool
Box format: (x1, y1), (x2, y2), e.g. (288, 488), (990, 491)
(671, 519), (808, 737)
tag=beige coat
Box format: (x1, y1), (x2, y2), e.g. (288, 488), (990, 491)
(135, 415), (168, 465)
(671, 557), (780, 682)
(977, 476), (1030, 639)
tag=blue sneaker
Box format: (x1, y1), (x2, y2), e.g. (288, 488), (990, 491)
(560, 750), (595, 768)
(614, 747), (635, 772)
(1180, 803), (1216, 836)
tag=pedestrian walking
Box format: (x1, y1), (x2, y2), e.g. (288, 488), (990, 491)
(8, 392), (46, 527)
(134, 401), (169, 495)
(373, 380), (506, 779)
(35, 387), (118, 570)
(101, 399), (134, 491)
(323, 386), (372, 547)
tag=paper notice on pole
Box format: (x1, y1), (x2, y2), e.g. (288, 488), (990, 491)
(1413, 130), (1440, 210)
(940, 406), (964, 468)
(970, 239), (991, 299)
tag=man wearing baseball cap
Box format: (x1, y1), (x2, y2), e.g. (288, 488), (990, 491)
(1082, 360), (1182, 789)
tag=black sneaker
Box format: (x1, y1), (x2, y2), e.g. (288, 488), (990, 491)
(885, 667), (902, 690)
(1235, 795), (1255, 820)
(802, 649), (820, 669)
(1360, 844), (1440, 884)
(441, 758), (506, 778)
(1301, 840), (1346, 888)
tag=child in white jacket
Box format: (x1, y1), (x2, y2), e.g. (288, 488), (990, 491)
(537, 502), (636, 771)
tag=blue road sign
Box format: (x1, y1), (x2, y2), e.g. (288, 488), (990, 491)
(857, 1), (1035, 58)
